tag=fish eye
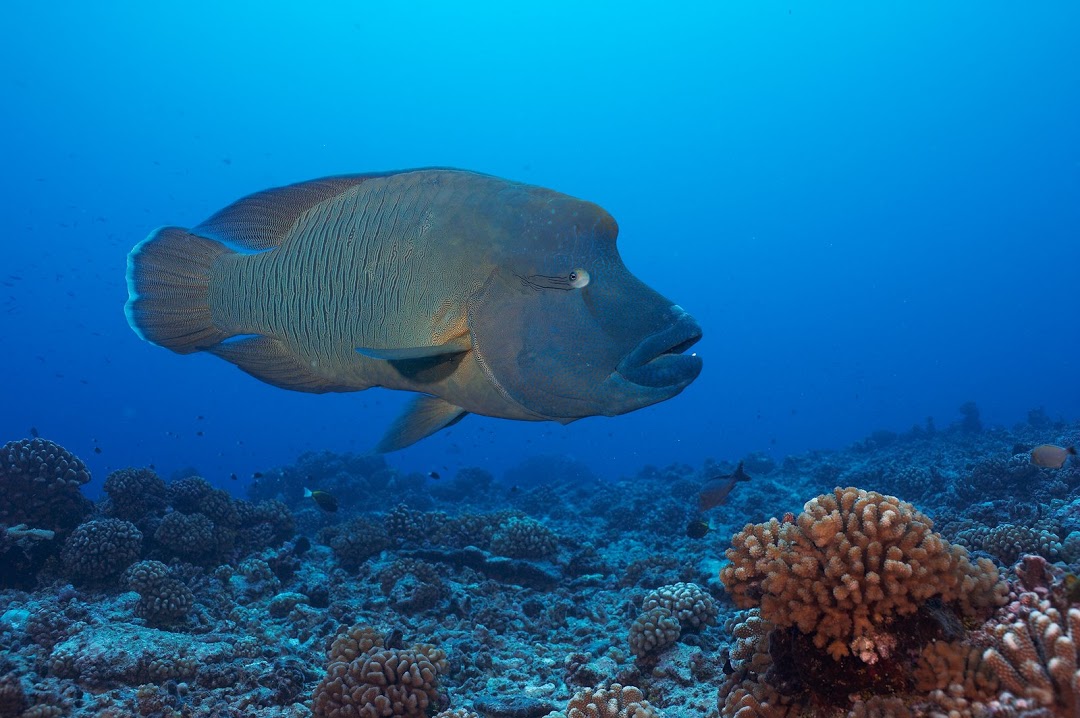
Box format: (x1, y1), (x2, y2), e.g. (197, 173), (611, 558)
(568, 268), (590, 289)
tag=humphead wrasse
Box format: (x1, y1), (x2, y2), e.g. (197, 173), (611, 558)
(125, 169), (703, 451)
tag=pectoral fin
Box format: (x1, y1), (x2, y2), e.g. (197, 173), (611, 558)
(356, 335), (471, 361)
(375, 395), (468, 453)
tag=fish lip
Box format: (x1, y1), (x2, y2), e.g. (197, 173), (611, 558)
(617, 308), (703, 389)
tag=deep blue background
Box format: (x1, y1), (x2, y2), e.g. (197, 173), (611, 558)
(2, 3), (1077, 496)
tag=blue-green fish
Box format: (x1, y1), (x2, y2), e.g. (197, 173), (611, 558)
(125, 169), (702, 451)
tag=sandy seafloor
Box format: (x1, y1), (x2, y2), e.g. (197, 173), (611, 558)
(2, 406), (1079, 718)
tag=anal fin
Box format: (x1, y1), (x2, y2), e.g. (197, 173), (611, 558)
(375, 395), (467, 453)
(208, 336), (351, 393)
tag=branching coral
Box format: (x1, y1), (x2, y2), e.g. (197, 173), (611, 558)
(642, 582), (718, 631)
(982, 597), (1080, 712)
(629, 607), (681, 659)
(328, 625), (385, 663)
(124, 560), (194, 625)
(313, 625), (449, 718)
(323, 517), (390, 569)
(0, 438), (91, 534)
(912, 640), (997, 696)
(725, 609), (773, 676)
(103, 467), (167, 522)
(154, 510), (214, 561)
(378, 558), (444, 612)
(490, 516), (558, 559)
(629, 582), (718, 659)
(385, 504), (432, 545)
(564, 684), (663, 718)
(720, 486), (1007, 660)
(956, 523), (1062, 565)
(61, 518), (143, 583)
(167, 475), (214, 513)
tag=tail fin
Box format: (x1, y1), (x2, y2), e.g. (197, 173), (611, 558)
(125, 227), (233, 353)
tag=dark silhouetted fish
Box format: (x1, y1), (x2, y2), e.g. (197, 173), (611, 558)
(1031, 444), (1076, 469)
(686, 518), (711, 539)
(125, 169), (702, 451)
(698, 461), (751, 512)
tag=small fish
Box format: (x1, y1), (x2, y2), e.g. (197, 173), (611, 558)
(1031, 444), (1077, 469)
(252, 472), (263, 479)
(196, 430), (204, 436)
(686, 519), (711, 539)
(29, 426), (38, 438)
(93, 447), (102, 454)
(1061, 573), (1080, 604)
(427, 471), (441, 480)
(305, 487), (338, 513)
(230, 472), (238, 481)
(698, 461), (752, 512)
(293, 536), (311, 556)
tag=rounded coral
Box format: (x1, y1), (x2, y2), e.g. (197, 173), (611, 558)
(720, 486), (1006, 660)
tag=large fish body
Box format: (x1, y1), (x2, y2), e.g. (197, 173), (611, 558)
(126, 169), (702, 450)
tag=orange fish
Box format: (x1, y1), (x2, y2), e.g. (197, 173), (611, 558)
(698, 461), (752, 512)
(1031, 444), (1077, 469)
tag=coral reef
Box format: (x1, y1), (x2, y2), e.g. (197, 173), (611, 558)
(0, 438), (91, 534)
(153, 509), (215, 561)
(642, 582), (718, 631)
(61, 518), (143, 583)
(956, 523), (1063, 564)
(629, 583), (717, 660)
(123, 559), (194, 625)
(981, 593), (1080, 713)
(1, 416), (1079, 717)
(491, 516), (559, 559)
(562, 683), (664, 718)
(323, 516), (390, 569)
(312, 625), (449, 718)
(721, 486), (1006, 660)
(629, 607), (681, 659)
(102, 466), (168, 523)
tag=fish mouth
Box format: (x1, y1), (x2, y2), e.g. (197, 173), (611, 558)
(617, 307), (703, 389)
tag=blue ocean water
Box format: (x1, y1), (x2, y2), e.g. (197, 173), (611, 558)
(2, 2), (1077, 496)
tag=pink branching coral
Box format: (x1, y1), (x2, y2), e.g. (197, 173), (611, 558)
(720, 486), (1006, 660)
(312, 624), (448, 718)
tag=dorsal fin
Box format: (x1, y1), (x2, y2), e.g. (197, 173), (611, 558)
(194, 175), (371, 251)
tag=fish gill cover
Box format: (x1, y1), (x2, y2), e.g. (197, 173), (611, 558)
(0, 3), (1079, 717)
